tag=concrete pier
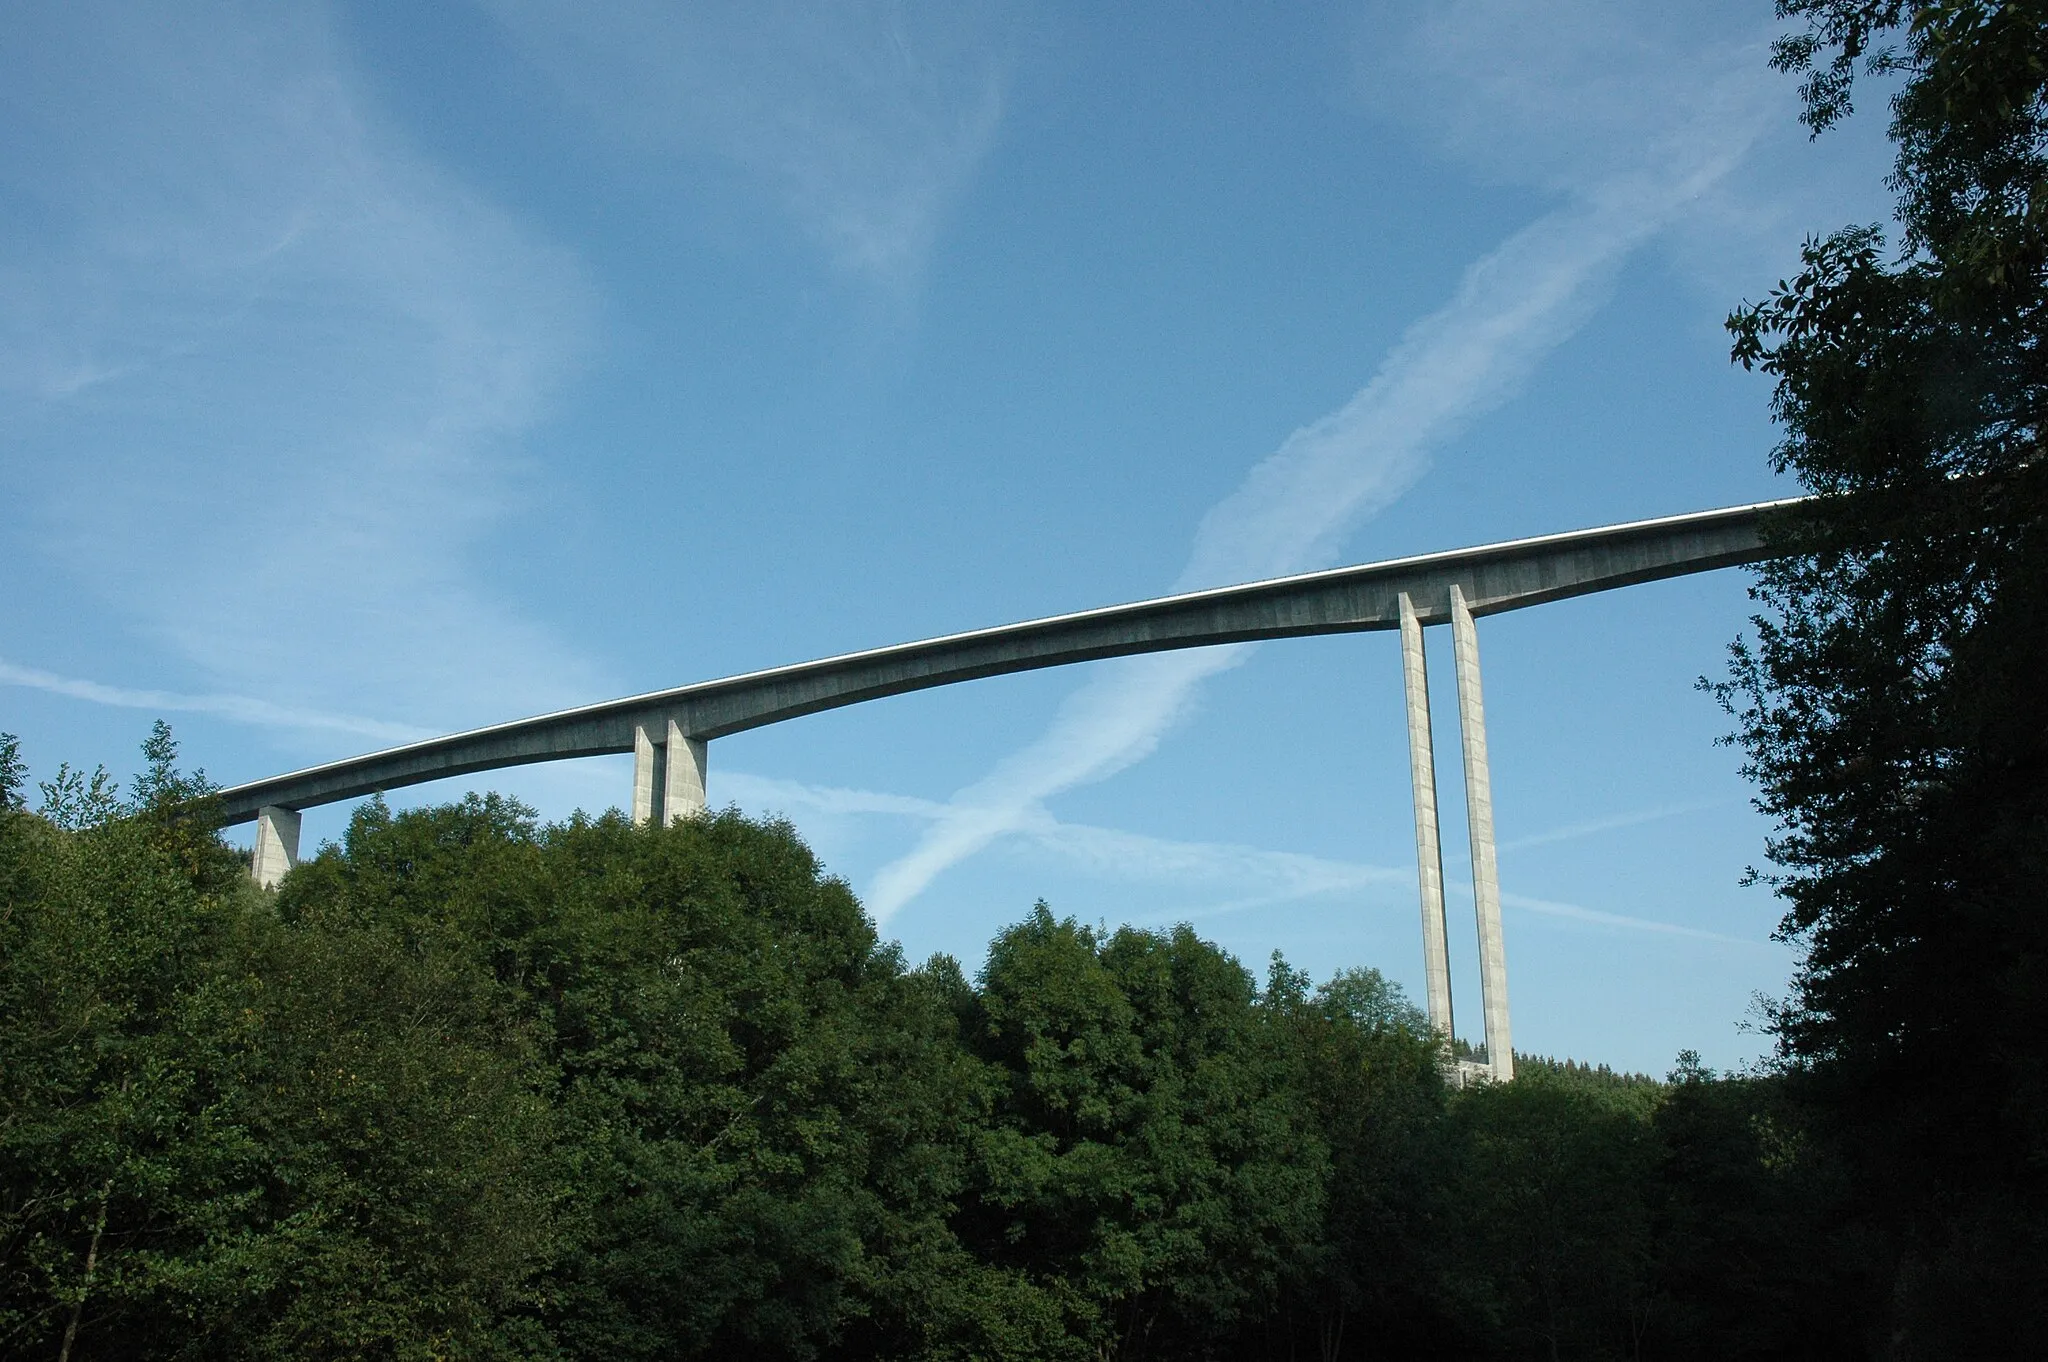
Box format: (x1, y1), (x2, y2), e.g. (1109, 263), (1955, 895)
(1451, 585), (1512, 1082)
(252, 804), (300, 889)
(663, 719), (707, 825)
(632, 724), (660, 826)
(1398, 592), (1455, 1047)
(633, 719), (707, 827)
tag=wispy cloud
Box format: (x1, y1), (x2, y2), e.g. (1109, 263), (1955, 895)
(861, 7), (1776, 922)
(0, 3), (603, 758)
(1498, 891), (1762, 948)
(1357, 0), (1895, 300)
(1499, 799), (1736, 854)
(724, 768), (1397, 898)
(721, 769), (1762, 947)
(478, 0), (1016, 286)
(0, 658), (433, 746)
(1354, 1), (1777, 197)
(717, 771), (952, 824)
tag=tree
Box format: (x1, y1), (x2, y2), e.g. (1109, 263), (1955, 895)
(34, 763), (123, 833)
(957, 907), (1327, 1360)
(1, 728), (555, 1360)
(0, 734), (25, 813)
(1258, 960), (1447, 1361)
(275, 797), (1040, 1361)
(1643, 1055), (1857, 1361)
(1438, 1071), (1661, 1361)
(19, 725), (1812, 1357)
(1, 728), (261, 1356)
(1718, 1), (2048, 1347)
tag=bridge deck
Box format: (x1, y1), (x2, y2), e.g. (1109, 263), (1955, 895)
(215, 497), (1799, 824)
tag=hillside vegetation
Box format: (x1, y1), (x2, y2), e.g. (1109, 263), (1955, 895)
(2, 730), (1853, 1361)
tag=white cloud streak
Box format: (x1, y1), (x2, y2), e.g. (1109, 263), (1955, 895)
(1359, 0), (1898, 303)
(1498, 891), (1762, 949)
(861, 11), (1776, 922)
(0, 658), (433, 746)
(0, 2), (603, 758)
(720, 770), (1763, 947)
(1498, 799), (1737, 854)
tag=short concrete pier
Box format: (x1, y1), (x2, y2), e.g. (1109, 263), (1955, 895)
(632, 718), (708, 827)
(662, 720), (707, 826)
(252, 804), (300, 889)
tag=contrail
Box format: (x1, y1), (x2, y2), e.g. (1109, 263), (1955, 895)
(866, 151), (1749, 923)
(722, 769), (1766, 947)
(1499, 798), (1737, 853)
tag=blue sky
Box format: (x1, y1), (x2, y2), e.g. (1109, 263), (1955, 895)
(2, 1), (1900, 1073)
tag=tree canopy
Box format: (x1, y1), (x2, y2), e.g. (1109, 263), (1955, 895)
(6, 727), (1865, 1360)
(1717, 0), (2048, 1347)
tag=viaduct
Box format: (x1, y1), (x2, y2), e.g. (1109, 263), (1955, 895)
(217, 498), (1797, 1083)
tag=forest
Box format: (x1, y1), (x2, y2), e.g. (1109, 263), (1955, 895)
(0, 745), (1860, 1360)
(6, 0), (2047, 1355)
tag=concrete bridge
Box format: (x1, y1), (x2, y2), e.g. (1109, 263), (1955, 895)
(220, 496), (1799, 1081)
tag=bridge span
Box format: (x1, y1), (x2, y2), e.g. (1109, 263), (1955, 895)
(222, 495), (1800, 1080)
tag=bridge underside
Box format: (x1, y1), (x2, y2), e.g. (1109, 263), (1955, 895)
(220, 498), (1788, 828)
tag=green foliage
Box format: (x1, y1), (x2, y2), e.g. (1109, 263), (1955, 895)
(956, 909), (1330, 1358)
(1260, 958), (1448, 1360)
(1512, 1053), (1661, 1096)
(1645, 1057), (1860, 1360)
(0, 733), (24, 812)
(1718, 2), (2048, 1348)
(1441, 1071), (1661, 1359)
(1, 732), (545, 1360)
(1, 727), (1910, 1358)
(1314, 964), (1429, 1035)
(273, 797), (970, 1360)
(34, 762), (124, 833)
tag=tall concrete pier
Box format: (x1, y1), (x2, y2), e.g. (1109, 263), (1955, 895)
(1394, 586), (1513, 1082)
(1451, 585), (1512, 1082)
(1398, 592), (1455, 1047)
